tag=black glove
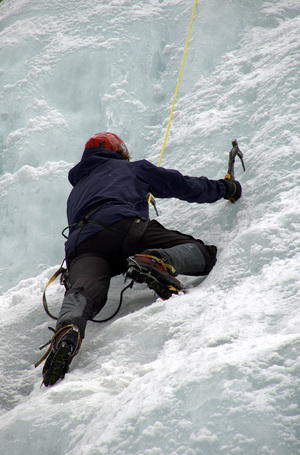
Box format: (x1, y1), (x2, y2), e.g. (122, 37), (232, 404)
(219, 178), (242, 203)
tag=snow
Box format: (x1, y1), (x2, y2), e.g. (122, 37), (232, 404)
(0, 0), (299, 454)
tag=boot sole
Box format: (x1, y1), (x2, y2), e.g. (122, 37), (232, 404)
(43, 343), (73, 386)
(126, 265), (184, 300)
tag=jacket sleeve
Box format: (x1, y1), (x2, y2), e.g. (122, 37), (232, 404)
(136, 160), (226, 203)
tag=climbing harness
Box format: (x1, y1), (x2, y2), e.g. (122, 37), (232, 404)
(149, 0), (198, 206)
(62, 204), (149, 258)
(61, 206), (125, 260)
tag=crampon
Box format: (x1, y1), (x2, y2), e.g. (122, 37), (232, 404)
(35, 324), (81, 387)
(125, 254), (185, 300)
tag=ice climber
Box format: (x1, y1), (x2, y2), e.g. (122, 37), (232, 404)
(37, 132), (242, 386)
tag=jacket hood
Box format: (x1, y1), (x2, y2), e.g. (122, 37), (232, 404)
(68, 147), (125, 186)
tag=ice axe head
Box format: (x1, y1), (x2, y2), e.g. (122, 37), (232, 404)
(224, 139), (246, 181)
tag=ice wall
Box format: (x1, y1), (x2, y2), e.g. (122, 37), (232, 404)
(0, 0), (272, 292)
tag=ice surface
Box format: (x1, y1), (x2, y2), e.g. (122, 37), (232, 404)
(0, 0), (299, 454)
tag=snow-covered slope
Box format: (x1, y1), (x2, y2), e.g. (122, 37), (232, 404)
(0, 1), (299, 454)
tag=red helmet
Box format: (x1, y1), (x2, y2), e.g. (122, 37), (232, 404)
(84, 132), (130, 160)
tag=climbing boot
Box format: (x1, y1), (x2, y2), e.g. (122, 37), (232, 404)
(35, 324), (81, 387)
(126, 254), (185, 300)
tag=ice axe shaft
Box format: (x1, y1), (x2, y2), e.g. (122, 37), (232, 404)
(224, 139), (245, 181)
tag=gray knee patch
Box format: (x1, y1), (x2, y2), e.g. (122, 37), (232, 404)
(56, 289), (91, 337)
(58, 290), (87, 321)
(143, 243), (206, 276)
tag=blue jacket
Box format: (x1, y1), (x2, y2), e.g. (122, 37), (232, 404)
(65, 147), (226, 260)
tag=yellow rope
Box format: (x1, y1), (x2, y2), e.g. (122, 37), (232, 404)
(158, 0), (198, 167)
(149, 0), (198, 205)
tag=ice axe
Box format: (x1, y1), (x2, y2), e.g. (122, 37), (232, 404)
(224, 139), (245, 202)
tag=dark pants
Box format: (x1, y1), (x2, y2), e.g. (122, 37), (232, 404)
(57, 219), (217, 336)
